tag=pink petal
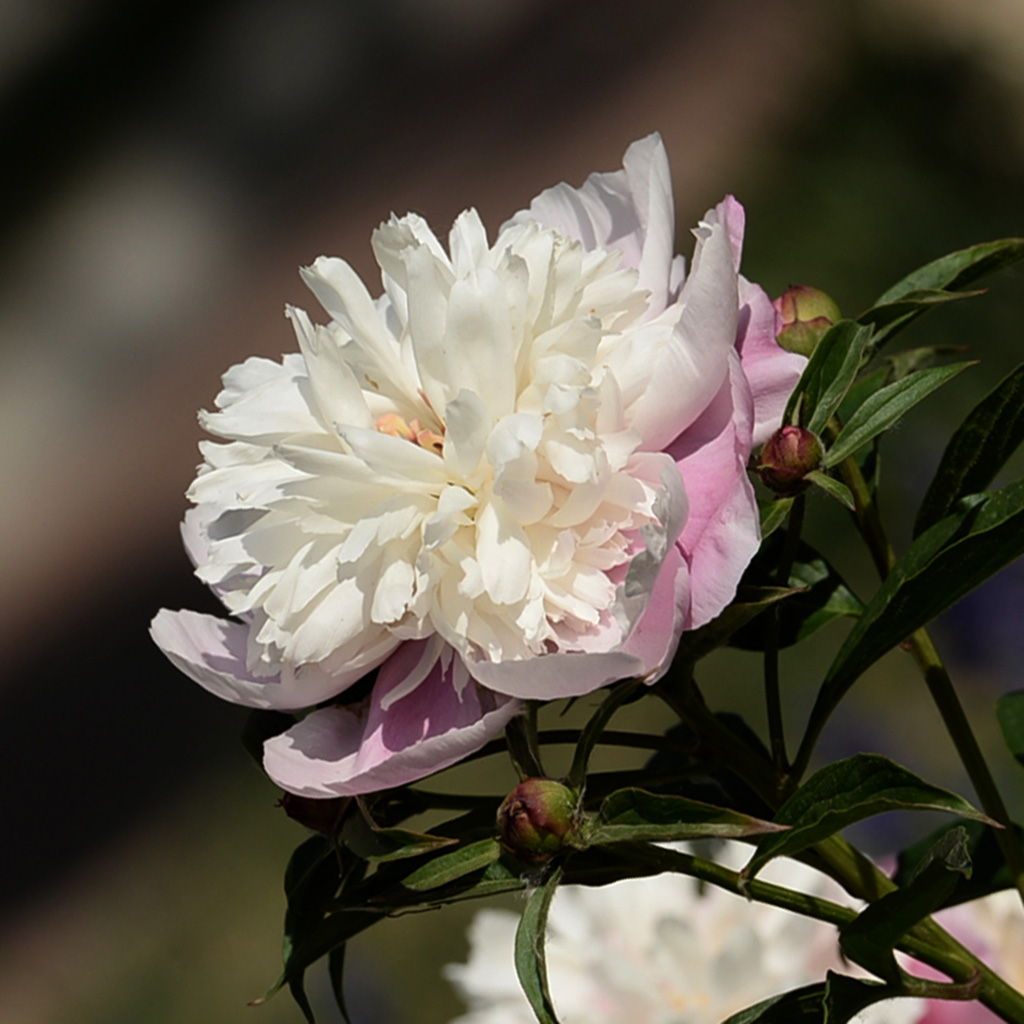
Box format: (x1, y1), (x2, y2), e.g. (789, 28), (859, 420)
(668, 350), (760, 630)
(467, 646), (647, 701)
(619, 544), (690, 681)
(150, 608), (390, 710)
(736, 276), (807, 446)
(628, 220), (736, 452)
(263, 640), (520, 796)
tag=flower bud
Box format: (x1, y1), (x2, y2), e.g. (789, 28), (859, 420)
(497, 778), (579, 863)
(757, 426), (824, 495)
(774, 285), (841, 356)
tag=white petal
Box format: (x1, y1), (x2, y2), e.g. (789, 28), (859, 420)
(477, 497), (532, 605)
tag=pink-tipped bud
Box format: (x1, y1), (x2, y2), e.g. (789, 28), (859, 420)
(757, 426), (825, 495)
(774, 285), (841, 356)
(497, 778), (578, 863)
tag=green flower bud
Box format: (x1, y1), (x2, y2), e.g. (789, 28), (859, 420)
(774, 285), (841, 356)
(497, 778), (579, 863)
(757, 425), (825, 495)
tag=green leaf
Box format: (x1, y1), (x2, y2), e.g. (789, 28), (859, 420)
(876, 239), (1024, 303)
(720, 974), (917, 1024)
(858, 288), (986, 329)
(824, 362), (973, 468)
(327, 945), (351, 1024)
(587, 787), (786, 845)
(807, 478), (1024, 741)
(720, 984), (826, 1023)
(996, 691), (1024, 770)
(567, 680), (642, 790)
(253, 836), (346, 1018)
(515, 865), (563, 1024)
(401, 838), (501, 892)
(341, 804), (457, 862)
(885, 344), (968, 382)
(743, 754), (992, 880)
(730, 540), (863, 652)
(783, 320), (873, 433)
(673, 586), (798, 667)
(805, 470), (855, 510)
(760, 496), (794, 540)
(840, 828), (971, 982)
(895, 818), (1023, 906)
(823, 973), (914, 1024)
(867, 237), (1024, 346)
(915, 362), (1024, 536)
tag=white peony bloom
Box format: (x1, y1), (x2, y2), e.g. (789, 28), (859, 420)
(446, 846), (924, 1024)
(151, 135), (805, 796)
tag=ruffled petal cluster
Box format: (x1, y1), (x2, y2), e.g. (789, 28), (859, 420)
(151, 134), (804, 796)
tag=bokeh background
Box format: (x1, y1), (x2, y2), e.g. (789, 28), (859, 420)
(2, 1), (1024, 1021)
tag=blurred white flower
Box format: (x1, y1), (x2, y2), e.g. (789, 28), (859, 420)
(446, 845), (924, 1024)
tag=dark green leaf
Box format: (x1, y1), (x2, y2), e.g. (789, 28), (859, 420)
(674, 586), (797, 666)
(867, 238), (1024, 347)
(916, 362), (1024, 536)
(743, 754), (991, 879)
(805, 470), (855, 510)
(567, 680), (642, 790)
(997, 691), (1024, 769)
(253, 909), (379, 1012)
(824, 362), (973, 468)
(730, 541), (863, 652)
(783, 321), (873, 433)
(720, 984), (826, 1023)
(840, 828), (971, 982)
(895, 818), (1023, 906)
(885, 345), (968, 382)
(327, 945), (351, 1024)
(808, 479), (1024, 741)
(858, 288), (985, 330)
(875, 239), (1024, 304)
(823, 974), (912, 1024)
(341, 805), (457, 862)
(515, 865), (563, 1024)
(587, 787), (786, 845)
(401, 838), (501, 892)
(838, 368), (889, 423)
(760, 496), (794, 540)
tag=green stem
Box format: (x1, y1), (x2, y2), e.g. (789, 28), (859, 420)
(764, 494), (806, 773)
(625, 844), (1024, 1021)
(657, 672), (1024, 1020)
(839, 452), (1024, 907)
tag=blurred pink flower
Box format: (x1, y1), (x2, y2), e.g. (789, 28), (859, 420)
(151, 134), (804, 797)
(911, 890), (1024, 1023)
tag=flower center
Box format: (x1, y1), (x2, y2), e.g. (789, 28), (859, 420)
(375, 412), (445, 455)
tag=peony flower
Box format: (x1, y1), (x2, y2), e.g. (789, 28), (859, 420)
(446, 844), (924, 1024)
(151, 134), (804, 797)
(910, 890), (1024, 1023)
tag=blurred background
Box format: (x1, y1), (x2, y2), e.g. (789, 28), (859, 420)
(2, 0), (1024, 1021)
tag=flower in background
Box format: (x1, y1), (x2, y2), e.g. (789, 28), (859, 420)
(151, 134), (804, 797)
(914, 890), (1024, 1023)
(446, 846), (923, 1024)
